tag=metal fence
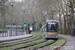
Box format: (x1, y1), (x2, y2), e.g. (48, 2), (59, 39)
(0, 29), (26, 37)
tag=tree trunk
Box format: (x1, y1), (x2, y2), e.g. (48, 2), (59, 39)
(66, 5), (71, 34)
(70, 0), (74, 36)
(64, 15), (66, 34)
(59, 10), (62, 34)
(67, 15), (71, 34)
(71, 8), (74, 36)
(33, 17), (36, 31)
(1, 8), (5, 29)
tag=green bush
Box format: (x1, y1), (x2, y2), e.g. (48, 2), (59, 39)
(59, 25), (70, 35)
(0, 29), (7, 33)
(58, 25), (64, 34)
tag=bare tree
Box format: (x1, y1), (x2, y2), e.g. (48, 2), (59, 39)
(69, 0), (75, 36)
(60, 0), (71, 34)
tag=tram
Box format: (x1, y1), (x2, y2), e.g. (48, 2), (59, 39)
(45, 20), (58, 39)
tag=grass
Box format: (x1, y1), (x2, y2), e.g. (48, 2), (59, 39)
(0, 38), (35, 46)
(49, 36), (66, 49)
(0, 35), (41, 46)
(28, 40), (53, 50)
(0, 32), (66, 50)
(20, 32), (66, 50)
(50, 36), (66, 46)
(31, 32), (44, 36)
(30, 32), (66, 50)
(0, 37), (44, 50)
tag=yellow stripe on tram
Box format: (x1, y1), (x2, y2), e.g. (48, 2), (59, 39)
(46, 32), (58, 35)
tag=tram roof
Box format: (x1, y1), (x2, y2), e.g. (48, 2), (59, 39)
(46, 20), (58, 22)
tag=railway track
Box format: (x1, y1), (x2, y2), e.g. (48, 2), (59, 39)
(0, 35), (36, 45)
(12, 38), (47, 50)
(0, 35), (57, 50)
(32, 39), (57, 50)
(12, 39), (57, 50)
(0, 35), (42, 48)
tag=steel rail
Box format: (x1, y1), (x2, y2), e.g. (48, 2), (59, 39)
(12, 37), (47, 50)
(0, 35), (42, 48)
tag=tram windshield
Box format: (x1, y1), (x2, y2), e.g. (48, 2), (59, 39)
(46, 22), (58, 32)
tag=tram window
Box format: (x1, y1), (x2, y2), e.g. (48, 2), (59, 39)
(46, 21), (58, 32)
(51, 25), (56, 30)
(46, 24), (57, 32)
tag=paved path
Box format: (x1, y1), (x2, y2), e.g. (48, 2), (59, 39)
(59, 34), (75, 50)
(0, 34), (33, 41)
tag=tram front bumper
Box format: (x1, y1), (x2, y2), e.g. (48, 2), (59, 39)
(45, 34), (58, 38)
